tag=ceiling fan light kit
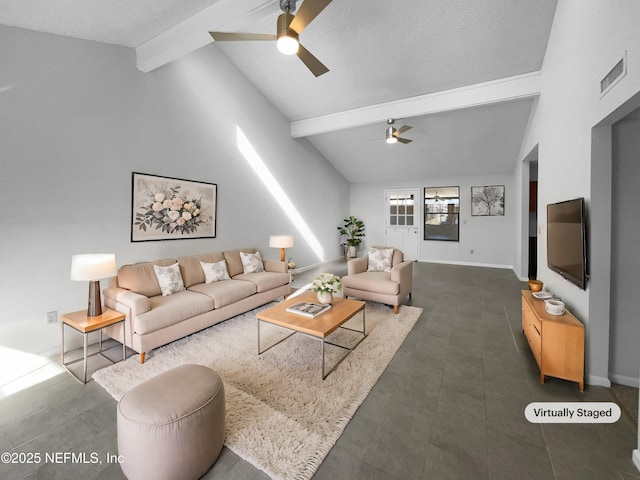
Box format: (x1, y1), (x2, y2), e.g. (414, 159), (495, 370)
(385, 126), (398, 144)
(209, 0), (332, 77)
(276, 12), (299, 55)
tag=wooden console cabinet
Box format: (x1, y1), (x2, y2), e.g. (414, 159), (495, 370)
(521, 290), (584, 391)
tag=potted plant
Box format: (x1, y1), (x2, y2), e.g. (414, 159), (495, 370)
(337, 216), (365, 258)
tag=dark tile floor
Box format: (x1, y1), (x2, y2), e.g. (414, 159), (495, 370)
(1, 261), (638, 479)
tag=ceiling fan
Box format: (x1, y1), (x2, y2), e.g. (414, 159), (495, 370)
(385, 119), (413, 144)
(209, 0), (332, 77)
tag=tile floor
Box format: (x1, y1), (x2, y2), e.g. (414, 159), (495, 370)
(1, 261), (638, 480)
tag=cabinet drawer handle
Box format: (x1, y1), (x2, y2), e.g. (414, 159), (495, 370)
(533, 325), (541, 336)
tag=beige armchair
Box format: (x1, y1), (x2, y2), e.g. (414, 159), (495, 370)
(342, 248), (413, 314)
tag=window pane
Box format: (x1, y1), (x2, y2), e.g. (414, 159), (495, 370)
(424, 186), (460, 241)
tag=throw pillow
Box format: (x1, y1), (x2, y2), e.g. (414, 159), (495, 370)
(153, 262), (185, 296)
(200, 260), (231, 283)
(367, 248), (394, 272)
(239, 251), (264, 274)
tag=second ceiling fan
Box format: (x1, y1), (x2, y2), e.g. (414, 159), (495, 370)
(385, 119), (413, 144)
(209, 0), (332, 77)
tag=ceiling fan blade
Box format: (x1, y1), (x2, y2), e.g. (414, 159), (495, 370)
(289, 0), (333, 34)
(396, 137), (412, 144)
(209, 32), (276, 42)
(297, 44), (329, 77)
(395, 125), (412, 135)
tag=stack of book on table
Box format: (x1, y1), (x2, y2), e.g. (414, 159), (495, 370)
(286, 301), (331, 318)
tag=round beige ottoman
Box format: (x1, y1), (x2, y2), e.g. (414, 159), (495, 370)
(117, 364), (225, 480)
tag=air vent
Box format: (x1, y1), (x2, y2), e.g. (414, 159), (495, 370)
(601, 55), (626, 95)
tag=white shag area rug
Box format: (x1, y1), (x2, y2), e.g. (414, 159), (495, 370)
(93, 301), (422, 480)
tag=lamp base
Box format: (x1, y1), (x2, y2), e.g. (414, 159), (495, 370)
(280, 248), (286, 262)
(87, 280), (103, 317)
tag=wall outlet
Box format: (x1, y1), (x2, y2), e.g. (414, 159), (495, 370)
(46, 311), (57, 324)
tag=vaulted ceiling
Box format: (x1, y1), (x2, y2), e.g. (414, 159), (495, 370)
(0, 0), (558, 182)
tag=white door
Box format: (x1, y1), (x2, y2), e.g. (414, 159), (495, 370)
(384, 189), (420, 260)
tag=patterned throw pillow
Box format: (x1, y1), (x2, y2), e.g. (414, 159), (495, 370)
(200, 260), (231, 283)
(239, 251), (264, 274)
(367, 248), (394, 272)
(153, 262), (185, 296)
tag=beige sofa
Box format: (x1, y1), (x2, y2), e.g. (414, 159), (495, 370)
(103, 249), (290, 363)
(342, 248), (413, 314)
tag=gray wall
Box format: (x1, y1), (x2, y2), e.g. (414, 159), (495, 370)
(610, 110), (640, 386)
(516, 0), (640, 386)
(349, 173), (516, 269)
(0, 25), (349, 356)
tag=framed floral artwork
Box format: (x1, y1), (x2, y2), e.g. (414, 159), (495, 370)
(471, 185), (505, 216)
(131, 172), (217, 242)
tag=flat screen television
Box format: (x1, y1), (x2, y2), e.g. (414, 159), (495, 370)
(546, 197), (587, 290)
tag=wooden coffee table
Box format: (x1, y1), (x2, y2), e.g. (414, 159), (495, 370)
(256, 292), (366, 379)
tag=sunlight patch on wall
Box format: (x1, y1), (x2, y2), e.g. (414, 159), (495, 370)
(0, 346), (64, 398)
(236, 126), (324, 261)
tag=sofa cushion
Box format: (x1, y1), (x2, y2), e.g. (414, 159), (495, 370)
(240, 251), (264, 273)
(154, 262), (185, 296)
(134, 290), (214, 335)
(118, 259), (177, 297)
(234, 272), (290, 293)
(367, 247), (394, 272)
(342, 271), (400, 295)
(178, 252), (225, 288)
(224, 249), (257, 277)
(200, 260), (231, 283)
(189, 279), (257, 309)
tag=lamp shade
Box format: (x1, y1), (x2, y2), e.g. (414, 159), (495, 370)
(269, 235), (294, 249)
(70, 254), (117, 281)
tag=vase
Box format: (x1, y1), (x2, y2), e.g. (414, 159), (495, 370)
(317, 291), (333, 304)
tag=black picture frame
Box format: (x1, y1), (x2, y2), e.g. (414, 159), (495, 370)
(471, 185), (505, 216)
(131, 172), (217, 242)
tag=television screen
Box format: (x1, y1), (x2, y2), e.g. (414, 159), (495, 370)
(546, 198), (587, 290)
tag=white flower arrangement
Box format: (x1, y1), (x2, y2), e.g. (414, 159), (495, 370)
(311, 273), (342, 294)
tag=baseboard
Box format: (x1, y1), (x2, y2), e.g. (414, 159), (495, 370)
(587, 374), (612, 388)
(291, 256), (344, 274)
(633, 450), (640, 473)
(419, 258), (514, 270)
(609, 373), (640, 388)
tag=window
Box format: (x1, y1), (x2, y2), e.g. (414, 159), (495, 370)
(424, 186), (459, 241)
(388, 193), (415, 226)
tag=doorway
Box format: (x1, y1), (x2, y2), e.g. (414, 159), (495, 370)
(384, 189), (420, 260)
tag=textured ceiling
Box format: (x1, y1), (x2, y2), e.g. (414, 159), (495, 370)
(214, 0), (556, 120)
(0, 0), (222, 47)
(1, 0), (558, 182)
(308, 99), (535, 183)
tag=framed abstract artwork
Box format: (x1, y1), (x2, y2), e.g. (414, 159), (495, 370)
(131, 172), (217, 242)
(471, 185), (505, 216)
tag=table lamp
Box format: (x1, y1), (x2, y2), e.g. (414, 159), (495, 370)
(269, 235), (293, 262)
(70, 253), (117, 317)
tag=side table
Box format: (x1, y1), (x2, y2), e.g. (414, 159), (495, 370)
(61, 308), (126, 384)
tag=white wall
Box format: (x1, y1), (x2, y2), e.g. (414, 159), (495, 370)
(0, 25), (349, 357)
(517, 0), (640, 386)
(350, 174), (516, 269)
